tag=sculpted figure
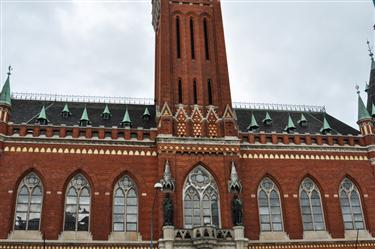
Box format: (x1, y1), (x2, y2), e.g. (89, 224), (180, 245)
(163, 193), (174, 226)
(232, 194), (243, 226)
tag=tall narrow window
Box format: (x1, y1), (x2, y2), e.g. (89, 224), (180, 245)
(183, 166), (220, 228)
(207, 79), (213, 105)
(258, 177), (283, 232)
(176, 17), (181, 59)
(203, 18), (210, 60)
(113, 175), (138, 232)
(299, 178), (325, 231)
(339, 178), (365, 230)
(64, 174), (91, 231)
(190, 18), (195, 59)
(14, 172), (43, 231)
(193, 80), (198, 104)
(178, 79), (183, 103)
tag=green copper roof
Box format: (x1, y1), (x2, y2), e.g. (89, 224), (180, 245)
(143, 107), (150, 117)
(372, 103), (375, 118)
(320, 116), (332, 134)
(80, 106), (90, 122)
(37, 106), (48, 121)
(247, 113), (259, 131)
(62, 103), (71, 114)
(372, 58), (375, 71)
(102, 104), (111, 116)
(284, 114), (296, 132)
(365, 83), (370, 92)
(297, 113), (307, 125)
(0, 72), (11, 106)
(262, 112), (272, 124)
(122, 108), (131, 124)
(357, 94), (371, 121)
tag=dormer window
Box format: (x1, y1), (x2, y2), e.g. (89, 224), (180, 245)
(121, 108), (132, 128)
(61, 104), (72, 118)
(297, 113), (307, 127)
(36, 106), (48, 125)
(143, 107), (151, 121)
(262, 112), (272, 126)
(79, 106), (91, 127)
(101, 104), (112, 120)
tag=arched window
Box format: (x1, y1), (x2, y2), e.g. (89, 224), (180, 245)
(176, 16), (181, 59)
(14, 172), (43, 231)
(113, 175), (138, 232)
(64, 174), (91, 231)
(299, 178), (325, 231)
(258, 177), (283, 232)
(183, 166), (220, 228)
(339, 178), (365, 230)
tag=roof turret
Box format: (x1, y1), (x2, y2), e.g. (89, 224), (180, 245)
(79, 106), (91, 126)
(297, 113), (307, 127)
(143, 107), (151, 120)
(357, 87), (371, 122)
(101, 104), (112, 119)
(61, 103), (72, 117)
(0, 66), (12, 106)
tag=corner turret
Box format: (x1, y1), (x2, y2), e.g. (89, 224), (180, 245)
(357, 86), (374, 137)
(0, 66), (12, 128)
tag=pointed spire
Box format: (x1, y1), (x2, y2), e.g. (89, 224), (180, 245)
(297, 113), (307, 127)
(365, 82), (370, 92)
(79, 106), (90, 126)
(247, 113), (259, 131)
(262, 112), (272, 125)
(284, 114), (296, 133)
(228, 161), (242, 193)
(367, 40), (375, 70)
(356, 86), (371, 121)
(320, 116), (332, 134)
(37, 106), (48, 125)
(143, 107), (151, 120)
(121, 107), (132, 127)
(159, 160), (175, 192)
(0, 66), (12, 106)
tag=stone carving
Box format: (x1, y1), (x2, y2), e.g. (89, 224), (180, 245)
(232, 194), (243, 226)
(163, 193), (174, 226)
(160, 160), (175, 192)
(228, 161), (242, 193)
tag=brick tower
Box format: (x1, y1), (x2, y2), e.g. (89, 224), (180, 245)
(152, 0), (237, 137)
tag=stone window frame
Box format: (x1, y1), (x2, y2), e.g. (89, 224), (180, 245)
(112, 175), (139, 232)
(13, 172), (43, 231)
(257, 177), (284, 232)
(182, 165), (221, 229)
(339, 177), (366, 230)
(299, 177), (326, 231)
(63, 173), (91, 232)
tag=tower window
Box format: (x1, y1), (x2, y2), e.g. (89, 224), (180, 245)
(190, 18), (195, 60)
(176, 17), (181, 59)
(193, 80), (198, 104)
(207, 79), (213, 105)
(203, 18), (210, 60)
(178, 79), (183, 103)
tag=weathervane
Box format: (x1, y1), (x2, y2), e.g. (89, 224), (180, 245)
(367, 40), (374, 60)
(7, 65), (12, 76)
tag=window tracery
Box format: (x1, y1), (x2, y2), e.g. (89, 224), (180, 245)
(258, 177), (283, 232)
(339, 178), (365, 230)
(14, 172), (43, 231)
(64, 174), (91, 231)
(113, 175), (138, 232)
(183, 166), (220, 228)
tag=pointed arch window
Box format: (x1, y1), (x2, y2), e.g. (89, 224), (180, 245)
(190, 18), (195, 59)
(299, 178), (325, 231)
(113, 175), (138, 232)
(207, 79), (213, 105)
(339, 178), (365, 230)
(178, 79), (183, 104)
(14, 172), (43, 231)
(203, 18), (210, 60)
(193, 80), (198, 104)
(176, 16), (181, 59)
(64, 174), (91, 231)
(258, 177), (283, 232)
(183, 166), (220, 228)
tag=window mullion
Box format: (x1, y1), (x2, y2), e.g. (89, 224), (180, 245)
(25, 188), (31, 230)
(308, 191), (315, 231)
(267, 191), (272, 231)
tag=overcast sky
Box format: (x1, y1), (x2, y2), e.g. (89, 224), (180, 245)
(0, 0), (373, 127)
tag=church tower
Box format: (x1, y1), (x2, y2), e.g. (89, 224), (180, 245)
(152, 0), (237, 137)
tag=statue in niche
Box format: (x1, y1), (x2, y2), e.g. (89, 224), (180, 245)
(232, 194), (243, 226)
(163, 193), (174, 226)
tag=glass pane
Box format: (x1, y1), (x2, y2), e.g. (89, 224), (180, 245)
(14, 213), (27, 230)
(259, 207), (269, 215)
(114, 197), (124, 205)
(77, 214), (89, 231)
(31, 195), (42, 204)
(344, 221), (354, 230)
(81, 188), (90, 197)
(114, 214), (124, 222)
(127, 223), (137, 231)
(19, 186), (28, 195)
(127, 206), (137, 214)
(68, 187), (77, 197)
(16, 204), (28, 212)
(128, 189), (136, 197)
(27, 217), (40, 230)
(114, 222), (124, 231)
(127, 197), (137, 205)
(127, 214), (137, 223)
(272, 223), (283, 231)
(114, 205), (125, 214)
(261, 224), (271, 231)
(115, 188), (124, 197)
(32, 187), (42, 196)
(64, 212), (76, 231)
(30, 204), (41, 212)
(79, 196), (90, 205)
(17, 194), (29, 204)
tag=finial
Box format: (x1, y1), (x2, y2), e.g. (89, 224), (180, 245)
(7, 66), (12, 76)
(355, 84), (360, 95)
(367, 40), (374, 60)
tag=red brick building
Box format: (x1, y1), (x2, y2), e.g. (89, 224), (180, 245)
(0, 1), (374, 249)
